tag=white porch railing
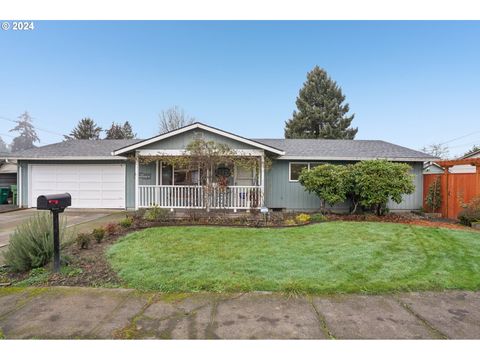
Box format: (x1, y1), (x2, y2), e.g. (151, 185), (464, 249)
(138, 185), (262, 210)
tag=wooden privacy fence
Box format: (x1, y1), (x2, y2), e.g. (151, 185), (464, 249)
(423, 159), (480, 219)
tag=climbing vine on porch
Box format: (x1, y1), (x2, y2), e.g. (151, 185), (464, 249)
(129, 139), (273, 211)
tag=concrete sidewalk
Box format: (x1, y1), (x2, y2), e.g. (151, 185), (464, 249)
(1, 287), (480, 339)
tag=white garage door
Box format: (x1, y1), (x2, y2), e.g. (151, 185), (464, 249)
(29, 164), (126, 209)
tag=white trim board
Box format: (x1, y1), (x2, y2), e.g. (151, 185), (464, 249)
(136, 149), (265, 157)
(8, 156), (127, 161)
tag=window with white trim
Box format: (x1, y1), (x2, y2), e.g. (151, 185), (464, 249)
(289, 162), (326, 182)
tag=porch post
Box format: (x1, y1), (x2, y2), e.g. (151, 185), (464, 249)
(260, 153), (265, 207)
(135, 151), (139, 210)
(206, 167), (210, 212)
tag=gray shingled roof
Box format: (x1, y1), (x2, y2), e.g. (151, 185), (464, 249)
(253, 139), (435, 161)
(4, 137), (434, 162)
(6, 139), (139, 159)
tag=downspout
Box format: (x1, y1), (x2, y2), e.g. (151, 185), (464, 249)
(260, 154), (265, 208)
(18, 162), (22, 207)
(135, 151), (139, 210)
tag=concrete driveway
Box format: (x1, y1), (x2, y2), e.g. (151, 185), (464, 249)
(0, 208), (126, 249)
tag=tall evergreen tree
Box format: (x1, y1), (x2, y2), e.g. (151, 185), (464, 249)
(9, 112), (40, 152)
(284, 66), (357, 139)
(65, 118), (102, 140)
(105, 122), (124, 139)
(105, 121), (136, 139)
(122, 121), (136, 139)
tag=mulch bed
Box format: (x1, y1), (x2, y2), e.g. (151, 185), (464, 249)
(326, 213), (473, 231)
(47, 234), (122, 287)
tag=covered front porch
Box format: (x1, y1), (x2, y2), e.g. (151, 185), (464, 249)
(134, 153), (266, 211)
(110, 122), (285, 211)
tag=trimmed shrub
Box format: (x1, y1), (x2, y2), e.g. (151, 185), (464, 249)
(458, 196), (480, 226)
(119, 217), (133, 228)
(105, 222), (118, 236)
(284, 219), (296, 226)
(295, 213), (311, 224)
(92, 228), (105, 243)
(310, 213), (327, 222)
(132, 208), (147, 222)
(350, 160), (415, 216)
(143, 206), (170, 222)
(298, 160), (415, 216)
(298, 164), (349, 213)
(76, 233), (92, 250)
(4, 212), (70, 272)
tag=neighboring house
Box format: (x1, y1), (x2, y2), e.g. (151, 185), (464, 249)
(424, 148), (480, 175)
(453, 148), (480, 174)
(462, 148), (480, 159)
(0, 154), (17, 193)
(423, 161), (444, 174)
(5, 123), (434, 211)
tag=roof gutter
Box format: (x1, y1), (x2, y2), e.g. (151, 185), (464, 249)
(6, 156), (128, 161)
(278, 156), (437, 162)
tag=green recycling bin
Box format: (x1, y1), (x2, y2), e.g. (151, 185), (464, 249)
(0, 187), (9, 204)
(10, 184), (17, 205)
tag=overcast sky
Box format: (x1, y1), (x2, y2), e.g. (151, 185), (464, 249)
(1, 21), (479, 157)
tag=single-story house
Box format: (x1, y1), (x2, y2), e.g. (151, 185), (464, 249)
(4, 122), (435, 211)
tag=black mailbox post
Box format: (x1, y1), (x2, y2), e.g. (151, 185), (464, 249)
(37, 193), (71, 272)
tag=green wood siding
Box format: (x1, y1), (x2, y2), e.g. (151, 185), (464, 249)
(265, 160), (320, 210)
(126, 161), (135, 210)
(142, 129), (257, 150)
(387, 162), (424, 211)
(265, 160), (424, 211)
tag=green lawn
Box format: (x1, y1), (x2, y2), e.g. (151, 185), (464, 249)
(107, 222), (480, 294)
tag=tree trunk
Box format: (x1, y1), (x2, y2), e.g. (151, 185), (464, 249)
(350, 200), (359, 214)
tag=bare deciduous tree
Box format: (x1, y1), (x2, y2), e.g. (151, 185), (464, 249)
(158, 106), (196, 134)
(421, 143), (450, 159)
